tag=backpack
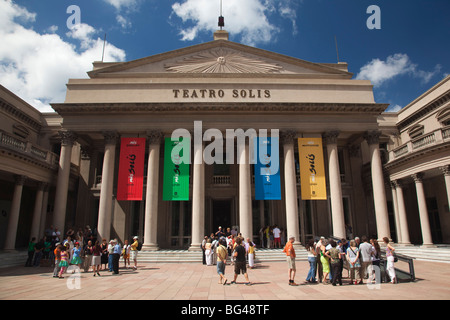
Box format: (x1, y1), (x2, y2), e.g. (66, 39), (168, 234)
(137, 242), (143, 251)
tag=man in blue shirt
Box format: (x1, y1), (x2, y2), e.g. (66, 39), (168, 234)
(112, 239), (121, 274)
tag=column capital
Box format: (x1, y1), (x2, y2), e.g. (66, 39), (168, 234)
(102, 131), (119, 145)
(146, 130), (163, 144)
(280, 130), (297, 145)
(58, 130), (77, 146)
(364, 130), (381, 145)
(14, 174), (27, 185)
(411, 172), (424, 183)
(347, 144), (360, 158)
(439, 165), (450, 176)
(36, 181), (48, 191)
(323, 130), (340, 145)
(390, 179), (402, 189)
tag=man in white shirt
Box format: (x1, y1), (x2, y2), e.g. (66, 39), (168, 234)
(272, 225), (281, 248)
(359, 236), (374, 284)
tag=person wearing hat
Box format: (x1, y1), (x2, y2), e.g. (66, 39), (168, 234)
(130, 236), (139, 270)
(52, 242), (62, 278)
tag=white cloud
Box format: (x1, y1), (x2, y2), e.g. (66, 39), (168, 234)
(103, 0), (141, 30)
(171, 0), (299, 46)
(356, 53), (442, 87)
(103, 0), (140, 11)
(0, 0), (126, 113)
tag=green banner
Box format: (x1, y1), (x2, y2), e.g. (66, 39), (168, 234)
(163, 137), (190, 201)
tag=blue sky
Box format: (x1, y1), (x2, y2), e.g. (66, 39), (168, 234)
(1, 0), (449, 113)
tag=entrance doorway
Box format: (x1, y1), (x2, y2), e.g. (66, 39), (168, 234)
(212, 199), (233, 233)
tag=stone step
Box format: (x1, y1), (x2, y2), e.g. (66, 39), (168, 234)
(394, 246), (450, 263)
(3, 245), (449, 268)
(137, 247), (309, 263)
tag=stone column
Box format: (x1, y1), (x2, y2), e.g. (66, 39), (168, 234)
(4, 175), (27, 250)
(29, 182), (46, 240)
(39, 184), (50, 239)
(323, 131), (346, 239)
(282, 130), (300, 247)
(365, 131), (391, 241)
(239, 140), (252, 240)
(189, 138), (205, 251)
(392, 180), (410, 245)
(53, 131), (77, 233)
(97, 131), (118, 241)
(411, 173), (434, 247)
(143, 131), (163, 251)
(389, 181), (402, 243)
(440, 165), (450, 210)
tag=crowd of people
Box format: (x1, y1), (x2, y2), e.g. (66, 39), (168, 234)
(202, 226), (256, 285)
(27, 224), (397, 287)
(287, 235), (397, 286)
(25, 225), (142, 279)
(202, 226), (397, 287)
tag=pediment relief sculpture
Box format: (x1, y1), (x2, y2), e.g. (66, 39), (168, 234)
(164, 48), (284, 74)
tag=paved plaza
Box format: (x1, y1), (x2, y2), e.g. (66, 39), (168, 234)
(0, 258), (448, 301)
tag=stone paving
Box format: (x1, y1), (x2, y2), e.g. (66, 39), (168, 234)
(0, 258), (449, 302)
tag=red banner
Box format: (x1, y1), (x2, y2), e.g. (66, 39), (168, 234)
(117, 137), (146, 201)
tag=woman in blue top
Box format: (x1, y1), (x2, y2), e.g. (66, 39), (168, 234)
(70, 242), (83, 271)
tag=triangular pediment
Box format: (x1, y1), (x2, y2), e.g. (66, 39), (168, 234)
(88, 40), (352, 79)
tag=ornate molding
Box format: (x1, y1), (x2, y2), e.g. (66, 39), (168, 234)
(364, 130), (381, 145)
(165, 48), (283, 74)
(102, 131), (118, 145)
(411, 172), (424, 183)
(58, 130), (77, 146)
(280, 130), (297, 145)
(147, 130), (163, 144)
(323, 131), (340, 145)
(52, 102), (389, 115)
(439, 165), (450, 176)
(390, 179), (403, 189)
(14, 174), (27, 185)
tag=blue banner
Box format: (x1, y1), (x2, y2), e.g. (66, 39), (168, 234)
(254, 137), (281, 200)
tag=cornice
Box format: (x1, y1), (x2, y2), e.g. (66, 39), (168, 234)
(51, 102), (388, 116)
(0, 100), (42, 132)
(397, 91), (450, 131)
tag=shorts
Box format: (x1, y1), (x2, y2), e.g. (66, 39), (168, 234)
(287, 256), (296, 270)
(130, 250), (138, 260)
(234, 261), (247, 275)
(217, 261), (225, 275)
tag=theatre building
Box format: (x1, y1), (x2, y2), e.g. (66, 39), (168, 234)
(1, 30), (449, 251)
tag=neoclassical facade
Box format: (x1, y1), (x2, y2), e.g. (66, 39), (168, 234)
(380, 76), (450, 245)
(1, 31), (449, 250)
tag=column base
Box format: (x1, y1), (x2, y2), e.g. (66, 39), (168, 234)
(396, 243), (414, 247)
(141, 244), (159, 251)
(293, 241), (302, 250)
(188, 244), (202, 252)
(420, 243), (436, 248)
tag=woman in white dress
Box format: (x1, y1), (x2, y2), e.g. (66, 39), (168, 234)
(205, 239), (213, 266)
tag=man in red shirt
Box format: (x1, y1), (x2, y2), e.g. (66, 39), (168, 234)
(283, 236), (297, 285)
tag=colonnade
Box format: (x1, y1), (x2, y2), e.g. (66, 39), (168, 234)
(7, 129), (448, 250)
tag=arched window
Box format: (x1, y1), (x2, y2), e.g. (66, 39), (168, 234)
(436, 106), (450, 126)
(407, 124), (424, 139)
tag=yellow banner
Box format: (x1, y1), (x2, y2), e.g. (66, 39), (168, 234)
(298, 138), (327, 200)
